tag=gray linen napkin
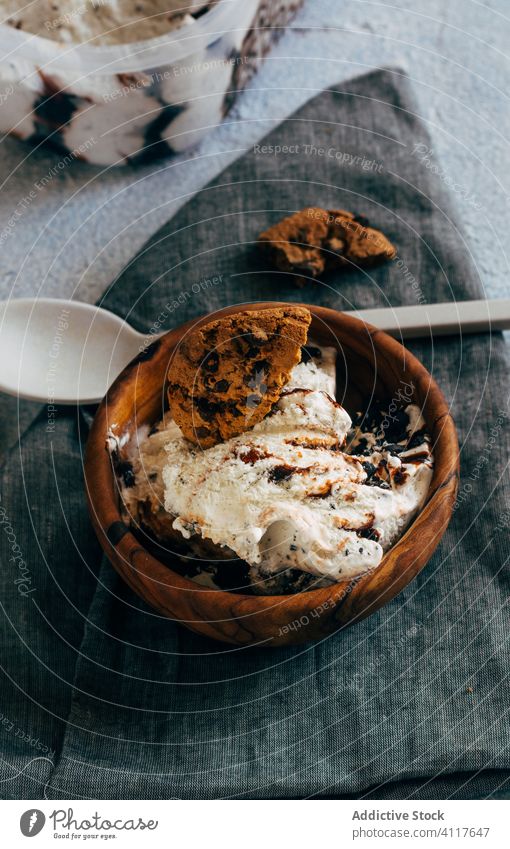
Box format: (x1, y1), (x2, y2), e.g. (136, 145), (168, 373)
(1, 68), (509, 800)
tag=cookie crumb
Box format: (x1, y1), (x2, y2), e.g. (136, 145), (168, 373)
(258, 206), (396, 283)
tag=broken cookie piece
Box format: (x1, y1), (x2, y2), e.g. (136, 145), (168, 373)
(258, 206), (396, 282)
(167, 306), (311, 448)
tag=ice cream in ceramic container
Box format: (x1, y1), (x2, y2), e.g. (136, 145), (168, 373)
(0, 0), (303, 164)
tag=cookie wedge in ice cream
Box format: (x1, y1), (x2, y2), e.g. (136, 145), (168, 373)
(166, 306), (311, 448)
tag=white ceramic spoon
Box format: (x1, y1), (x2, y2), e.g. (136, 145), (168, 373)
(0, 297), (509, 405)
(0, 298), (150, 405)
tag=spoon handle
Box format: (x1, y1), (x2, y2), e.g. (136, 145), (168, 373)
(346, 298), (510, 338)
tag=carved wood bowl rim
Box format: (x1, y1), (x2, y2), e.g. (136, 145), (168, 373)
(84, 302), (459, 647)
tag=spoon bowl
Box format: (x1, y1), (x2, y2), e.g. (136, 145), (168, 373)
(0, 298), (147, 404)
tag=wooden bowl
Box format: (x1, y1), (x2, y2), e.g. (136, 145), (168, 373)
(84, 302), (459, 647)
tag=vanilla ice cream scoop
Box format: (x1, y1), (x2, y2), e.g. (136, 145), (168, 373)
(162, 385), (432, 584)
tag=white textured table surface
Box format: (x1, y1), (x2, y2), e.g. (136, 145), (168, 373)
(1, 0), (509, 307)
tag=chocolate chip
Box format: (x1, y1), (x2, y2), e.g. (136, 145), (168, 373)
(407, 429), (427, 449)
(300, 345), (322, 364)
(393, 468), (407, 485)
(362, 461), (377, 479)
(353, 437), (371, 455)
(362, 460), (390, 489)
(227, 403), (243, 418)
(203, 351), (219, 372)
(195, 426), (210, 439)
(384, 443), (404, 455)
(268, 464), (294, 483)
(214, 379), (230, 392)
(237, 447), (271, 464)
(117, 461), (135, 488)
(196, 397), (222, 421)
(383, 409), (408, 442)
(203, 373), (216, 389)
(357, 527), (380, 541)
(366, 478), (390, 490)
